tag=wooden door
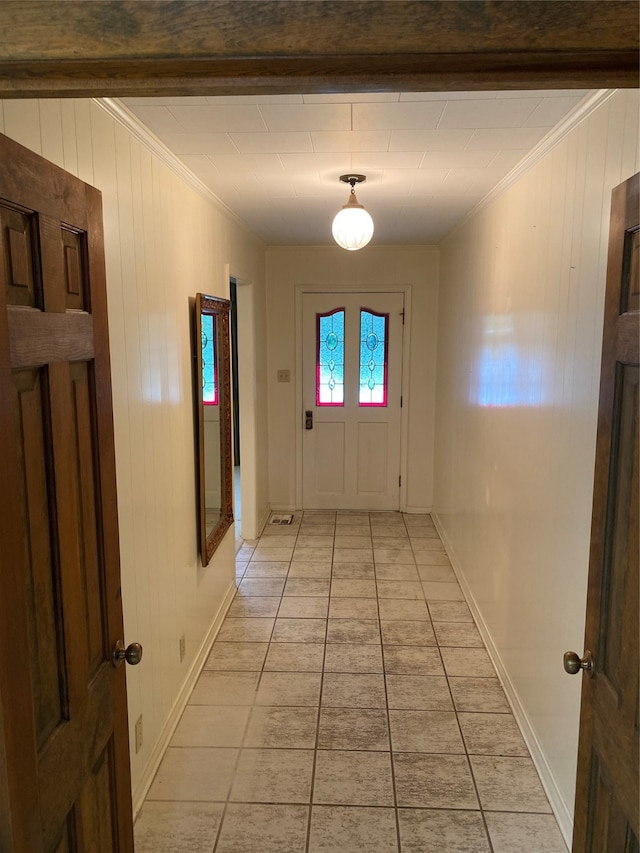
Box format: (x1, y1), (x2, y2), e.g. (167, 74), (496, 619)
(0, 134), (134, 850)
(302, 291), (404, 510)
(570, 173), (639, 852)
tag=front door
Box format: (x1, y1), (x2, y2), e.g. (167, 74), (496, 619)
(302, 291), (404, 510)
(569, 173), (639, 852)
(0, 134), (135, 850)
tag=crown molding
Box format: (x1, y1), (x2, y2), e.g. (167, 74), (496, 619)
(445, 89), (618, 241)
(94, 97), (265, 246)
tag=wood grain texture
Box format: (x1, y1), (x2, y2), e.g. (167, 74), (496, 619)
(0, 0), (637, 96)
(7, 308), (94, 369)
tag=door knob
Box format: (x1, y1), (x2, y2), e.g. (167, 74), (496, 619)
(112, 640), (143, 668)
(563, 650), (594, 677)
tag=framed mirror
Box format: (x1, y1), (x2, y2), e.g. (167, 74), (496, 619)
(194, 293), (234, 566)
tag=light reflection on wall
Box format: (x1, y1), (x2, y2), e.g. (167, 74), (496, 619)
(471, 314), (549, 407)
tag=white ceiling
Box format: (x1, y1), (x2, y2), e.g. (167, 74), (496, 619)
(121, 90), (590, 245)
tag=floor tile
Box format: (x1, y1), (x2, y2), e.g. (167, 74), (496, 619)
(329, 597), (378, 618)
(134, 801), (224, 853)
(412, 538), (445, 551)
(377, 599), (430, 621)
(284, 578), (331, 597)
(204, 642), (268, 671)
(254, 535), (295, 548)
(278, 596), (329, 618)
(485, 812), (568, 852)
(293, 545), (334, 560)
(386, 675), (453, 710)
(272, 618), (327, 643)
(393, 753), (479, 809)
(147, 747), (237, 801)
(227, 596), (281, 618)
(427, 601), (473, 622)
(470, 755), (552, 812)
(295, 535), (335, 547)
(441, 647), (496, 677)
(418, 565), (457, 582)
(330, 578), (377, 598)
(416, 552), (452, 566)
(332, 547), (374, 563)
(375, 564), (420, 580)
(237, 577), (286, 596)
(244, 706), (318, 748)
(334, 523), (371, 535)
(374, 548), (416, 565)
(215, 803), (309, 853)
(254, 671), (322, 706)
(313, 750), (394, 805)
(171, 705), (250, 747)
(251, 547), (295, 562)
(244, 561), (290, 578)
(324, 643), (384, 673)
(380, 619), (436, 646)
(230, 748), (314, 803)
(333, 534), (373, 549)
(321, 672), (387, 709)
(188, 671), (260, 706)
(216, 617), (275, 643)
(422, 581), (464, 600)
(434, 621), (484, 647)
(331, 562), (376, 579)
(318, 708), (390, 750)
(449, 677), (511, 712)
(309, 805), (398, 852)
(288, 561), (332, 578)
(376, 580), (424, 599)
(398, 808), (491, 853)
(382, 645), (444, 675)
(389, 709), (464, 753)
(326, 618), (380, 644)
(458, 712), (528, 756)
(264, 642), (325, 672)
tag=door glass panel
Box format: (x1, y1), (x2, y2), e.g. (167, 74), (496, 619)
(317, 308), (344, 406)
(359, 309), (388, 406)
(201, 312), (218, 405)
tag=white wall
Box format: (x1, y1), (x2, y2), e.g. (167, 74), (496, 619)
(265, 246), (439, 512)
(433, 89), (639, 838)
(0, 98), (268, 806)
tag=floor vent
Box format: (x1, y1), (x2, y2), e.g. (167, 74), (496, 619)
(270, 514), (294, 525)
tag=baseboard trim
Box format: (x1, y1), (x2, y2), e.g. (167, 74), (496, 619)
(431, 512), (573, 851)
(257, 505), (272, 536)
(131, 579), (237, 817)
(404, 505), (432, 515)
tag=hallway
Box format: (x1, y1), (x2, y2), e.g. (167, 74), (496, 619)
(135, 511), (567, 852)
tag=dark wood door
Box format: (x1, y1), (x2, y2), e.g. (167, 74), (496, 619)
(571, 174), (639, 852)
(0, 133), (134, 850)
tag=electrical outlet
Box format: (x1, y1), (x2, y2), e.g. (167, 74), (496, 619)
(179, 633), (186, 662)
(135, 715), (143, 753)
(277, 369), (290, 383)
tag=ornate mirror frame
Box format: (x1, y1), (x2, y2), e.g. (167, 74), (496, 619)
(194, 293), (234, 566)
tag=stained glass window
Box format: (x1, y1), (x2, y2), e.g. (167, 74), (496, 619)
(359, 309), (388, 406)
(317, 308), (345, 406)
(201, 312), (218, 405)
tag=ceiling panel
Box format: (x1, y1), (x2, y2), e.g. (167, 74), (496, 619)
(121, 89), (591, 245)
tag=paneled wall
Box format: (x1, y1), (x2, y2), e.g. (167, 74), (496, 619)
(265, 246), (439, 513)
(0, 99), (268, 805)
(433, 89), (639, 838)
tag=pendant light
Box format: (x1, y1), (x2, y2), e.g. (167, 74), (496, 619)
(332, 174), (374, 251)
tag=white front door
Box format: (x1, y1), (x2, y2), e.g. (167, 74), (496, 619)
(302, 291), (404, 509)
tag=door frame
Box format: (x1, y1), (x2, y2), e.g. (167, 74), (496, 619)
(294, 282), (412, 512)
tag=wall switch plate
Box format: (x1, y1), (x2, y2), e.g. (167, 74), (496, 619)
(277, 369), (291, 383)
(135, 715), (143, 753)
(179, 633), (186, 662)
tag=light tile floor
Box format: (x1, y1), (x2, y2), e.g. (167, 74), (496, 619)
(135, 512), (568, 853)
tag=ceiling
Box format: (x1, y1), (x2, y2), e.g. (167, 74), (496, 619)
(121, 90), (590, 246)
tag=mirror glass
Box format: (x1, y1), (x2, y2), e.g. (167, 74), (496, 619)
(194, 293), (233, 566)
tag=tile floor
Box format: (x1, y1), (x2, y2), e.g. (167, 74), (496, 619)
(135, 512), (568, 853)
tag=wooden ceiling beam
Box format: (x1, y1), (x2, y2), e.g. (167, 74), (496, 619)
(0, 0), (637, 98)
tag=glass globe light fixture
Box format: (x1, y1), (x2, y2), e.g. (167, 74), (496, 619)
(332, 174), (374, 251)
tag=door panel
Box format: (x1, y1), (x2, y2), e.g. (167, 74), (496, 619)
(572, 173), (639, 853)
(302, 291), (403, 510)
(0, 133), (134, 850)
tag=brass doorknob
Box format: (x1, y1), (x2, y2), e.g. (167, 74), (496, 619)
(563, 650), (594, 677)
(112, 640), (143, 668)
